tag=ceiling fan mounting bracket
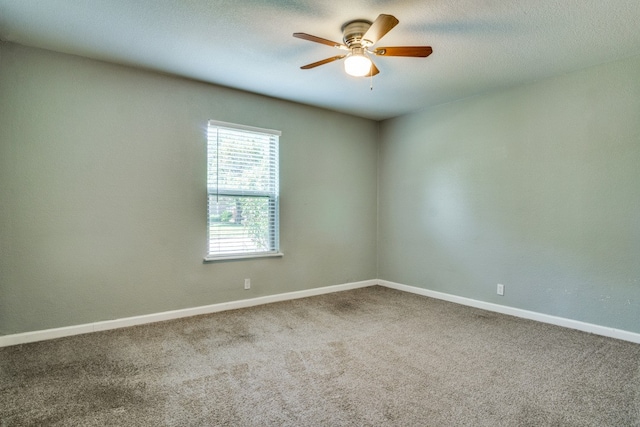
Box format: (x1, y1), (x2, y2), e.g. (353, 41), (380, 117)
(341, 20), (373, 48)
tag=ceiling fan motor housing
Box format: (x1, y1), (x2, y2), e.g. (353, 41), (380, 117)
(341, 20), (373, 48)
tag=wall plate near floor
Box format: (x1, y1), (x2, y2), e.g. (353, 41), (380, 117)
(497, 283), (504, 296)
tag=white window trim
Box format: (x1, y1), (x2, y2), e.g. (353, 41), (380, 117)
(203, 252), (284, 263)
(204, 120), (282, 262)
(208, 120), (282, 137)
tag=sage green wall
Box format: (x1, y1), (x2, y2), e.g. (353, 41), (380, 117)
(378, 55), (640, 333)
(3, 42), (639, 337)
(0, 43), (378, 335)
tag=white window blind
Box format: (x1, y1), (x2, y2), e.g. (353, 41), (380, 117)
(206, 120), (281, 260)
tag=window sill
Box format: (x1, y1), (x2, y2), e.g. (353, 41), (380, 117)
(203, 252), (284, 263)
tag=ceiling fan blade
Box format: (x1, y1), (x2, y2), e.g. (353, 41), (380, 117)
(374, 46), (433, 57)
(293, 33), (348, 50)
(300, 55), (346, 69)
(362, 14), (399, 45)
(365, 61), (380, 77)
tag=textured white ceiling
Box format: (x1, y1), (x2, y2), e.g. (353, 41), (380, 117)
(2, 1), (640, 120)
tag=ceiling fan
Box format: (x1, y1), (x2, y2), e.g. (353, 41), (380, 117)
(293, 14), (432, 77)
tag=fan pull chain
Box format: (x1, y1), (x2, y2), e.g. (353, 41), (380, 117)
(370, 70), (374, 91)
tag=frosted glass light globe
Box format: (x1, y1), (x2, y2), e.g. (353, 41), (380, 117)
(344, 54), (372, 77)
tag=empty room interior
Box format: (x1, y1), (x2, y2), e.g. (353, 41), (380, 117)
(1, 1), (639, 425)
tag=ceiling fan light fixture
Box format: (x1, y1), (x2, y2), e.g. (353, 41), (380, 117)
(344, 50), (372, 77)
(294, 14), (432, 79)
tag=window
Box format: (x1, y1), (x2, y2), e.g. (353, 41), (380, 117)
(205, 120), (281, 261)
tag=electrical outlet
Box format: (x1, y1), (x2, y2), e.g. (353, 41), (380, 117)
(497, 283), (504, 296)
(244, 278), (251, 290)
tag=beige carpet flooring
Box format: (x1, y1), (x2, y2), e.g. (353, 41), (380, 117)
(1, 286), (639, 426)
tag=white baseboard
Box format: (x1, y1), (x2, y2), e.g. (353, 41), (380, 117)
(0, 279), (376, 348)
(378, 280), (640, 344)
(3, 278), (638, 347)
